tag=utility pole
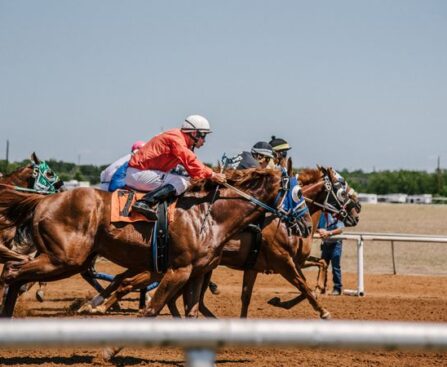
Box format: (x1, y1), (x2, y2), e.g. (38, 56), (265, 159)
(436, 155), (443, 194)
(5, 139), (9, 174)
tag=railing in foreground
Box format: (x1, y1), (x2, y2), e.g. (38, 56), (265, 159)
(316, 232), (447, 297)
(0, 319), (446, 366)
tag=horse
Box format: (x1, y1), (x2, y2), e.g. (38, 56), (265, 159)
(0, 154), (64, 304)
(79, 165), (360, 320)
(0, 152), (64, 263)
(0, 168), (286, 318)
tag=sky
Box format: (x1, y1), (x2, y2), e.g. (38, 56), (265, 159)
(1, 1), (446, 172)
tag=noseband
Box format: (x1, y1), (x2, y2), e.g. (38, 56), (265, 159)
(303, 171), (354, 222)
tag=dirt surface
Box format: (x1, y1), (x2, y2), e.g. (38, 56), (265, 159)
(1, 204), (447, 366)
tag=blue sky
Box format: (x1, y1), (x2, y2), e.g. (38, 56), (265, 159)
(1, 1), (446, 171)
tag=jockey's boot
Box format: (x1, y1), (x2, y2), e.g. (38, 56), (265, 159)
(132, 184), (176, 220)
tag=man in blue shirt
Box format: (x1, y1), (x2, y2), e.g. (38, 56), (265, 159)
(317, 212), (345, 296)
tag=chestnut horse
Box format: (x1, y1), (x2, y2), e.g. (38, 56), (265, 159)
(80, 166), (359, 320)
(0, 168), (284, 317)
(0, 153), (64, 263)
(0, 153), (64, 304)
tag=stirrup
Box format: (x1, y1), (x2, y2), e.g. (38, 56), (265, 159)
(132, 202), (158, 220)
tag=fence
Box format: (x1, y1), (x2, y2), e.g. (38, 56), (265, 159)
(321, 232), (447, 296)
(0, 319), (446, 367)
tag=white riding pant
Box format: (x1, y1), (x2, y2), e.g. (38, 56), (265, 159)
(125, 167), (190, 195)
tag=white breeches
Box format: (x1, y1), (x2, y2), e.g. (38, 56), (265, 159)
(125, 167), (190, 195)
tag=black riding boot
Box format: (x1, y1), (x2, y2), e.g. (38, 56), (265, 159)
(132, 184), (177, 220)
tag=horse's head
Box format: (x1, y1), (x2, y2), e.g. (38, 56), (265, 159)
(274, 157), (312, 237)
(0, 153), (65, 193)
(299, 166), (360, 227)
(29, 153), (65, 193)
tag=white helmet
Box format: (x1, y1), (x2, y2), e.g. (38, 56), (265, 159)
(181, 115), (212, 133)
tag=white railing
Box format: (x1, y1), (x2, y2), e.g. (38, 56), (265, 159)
(0, 319), (446, 366)
(317, 232), (447, 296)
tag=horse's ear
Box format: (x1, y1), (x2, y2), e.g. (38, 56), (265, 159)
(31, 152), (40, 164)
(287, 157), (293, 176)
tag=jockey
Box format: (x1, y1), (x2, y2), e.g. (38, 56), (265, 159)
(228, 141), (275, 170)
(98, 140), (145, 191)
(128, 114), (226, 220)
(269, 136), (292, 166)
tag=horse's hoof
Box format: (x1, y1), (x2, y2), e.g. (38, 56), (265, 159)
(77, 303), (93, 314)
(267, 297), (281, 307)
(94, 305), (107, 315)
(36, 290), (45, 303)
(102, 346), (122, 361)
(109, 302), (121, 312)
(321, 310), (331, 320)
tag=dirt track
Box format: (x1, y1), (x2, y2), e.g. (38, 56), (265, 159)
(1, 203), (447, 366)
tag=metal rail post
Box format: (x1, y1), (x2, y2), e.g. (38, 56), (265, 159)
(357, 237), (365, 296)
(391, 240), (397, 275)
(186, 348), (216, 367)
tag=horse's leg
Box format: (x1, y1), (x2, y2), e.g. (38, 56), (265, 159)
(143, 265), (192, 317)
(198, 271), (217, 318)
(183, 275), (205, 318)
(167, 288), (183, 318)
(267, 260), (330, 319)
(99, 271), (158, 314)
(77, 269), (138, 314)
(103, 267), (193, 362)
(240, 270), (258, 318)
(302, 257), (328, 294)
(0, 266), (9, 309)
(0, 281), (24, 318)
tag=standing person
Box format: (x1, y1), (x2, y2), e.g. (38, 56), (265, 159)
(127, 114), (226, 220)
(98, 140), (145, 191)
(317, 212), (345, 296)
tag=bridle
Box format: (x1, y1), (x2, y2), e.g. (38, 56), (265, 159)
(16, 161), (64, 194)
(303, 169), (358, 225)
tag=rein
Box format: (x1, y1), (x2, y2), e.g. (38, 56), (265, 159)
(303, 176), (348, 219)
(0, 184), (53, 195)
(221, 181), (287, 219)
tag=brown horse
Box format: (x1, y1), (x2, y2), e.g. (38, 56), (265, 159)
(0, 168), (285, 317)
(0, 152), (64, 262)
(80, 166), (360, 320)
(0, 153), (64, 303)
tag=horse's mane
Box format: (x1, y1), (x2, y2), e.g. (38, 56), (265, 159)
(0, 164), (32, 182)
(187, 168), (280, 195)
(0, 187), (43, 231)
(298, 167), (323, 186)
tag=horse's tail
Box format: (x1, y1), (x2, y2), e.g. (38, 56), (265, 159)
(0, 187), (44, 230)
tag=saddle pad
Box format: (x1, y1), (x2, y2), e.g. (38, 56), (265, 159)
(110, 189), (177, 224)
(111, 190), (151, 223)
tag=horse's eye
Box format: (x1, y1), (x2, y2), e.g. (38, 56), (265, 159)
(45, 171), (54, 178)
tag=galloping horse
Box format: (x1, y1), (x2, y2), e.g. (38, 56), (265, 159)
(0, 168), (285, 317)
(0, 153), (64, 263)
(79, 165), (360, 320)
(0, 153), (64, 303)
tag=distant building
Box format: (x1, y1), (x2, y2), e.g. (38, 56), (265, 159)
(358, 193), (378, 204)
(64, 180), (90, 190)
(406, 194), (432, 204)
(377, 194), (408, 203)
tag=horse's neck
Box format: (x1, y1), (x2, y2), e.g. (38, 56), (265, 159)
(0, 166), (32, 188)
(0, 173), (25, 186)
(302, 180), (325, 215)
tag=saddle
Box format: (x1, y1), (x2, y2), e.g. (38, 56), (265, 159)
(111, 189), (175, 273)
